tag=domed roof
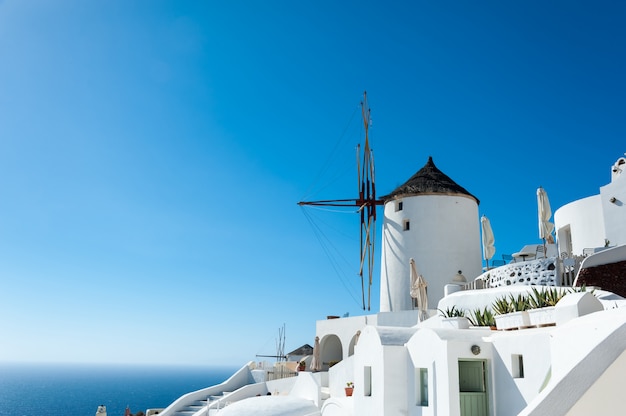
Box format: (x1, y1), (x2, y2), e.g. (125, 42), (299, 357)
(383, 156), (479, 204)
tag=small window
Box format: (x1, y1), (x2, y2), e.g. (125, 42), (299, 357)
(403, 220), (410, 231)
(512, 354), (524, 378)
(364, 366), (372, 396)
(416, 368), (428, 406)
(395, 200), (403, 211)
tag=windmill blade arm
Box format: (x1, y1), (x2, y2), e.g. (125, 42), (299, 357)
(298, 199), (361, 207)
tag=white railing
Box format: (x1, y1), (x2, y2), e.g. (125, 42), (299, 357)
(559, 253), (585, 286)
(465, 254), (585, 290)
(265, 366), (298, 381)
(155, 362), (254, 416)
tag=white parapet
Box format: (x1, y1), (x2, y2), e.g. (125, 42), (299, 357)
(555, 292), (603, 326)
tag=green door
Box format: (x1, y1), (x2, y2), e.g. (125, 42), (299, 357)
(458, 360), (488, 416)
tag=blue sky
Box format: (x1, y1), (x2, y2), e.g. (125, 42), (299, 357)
(0, 1), (624, 366)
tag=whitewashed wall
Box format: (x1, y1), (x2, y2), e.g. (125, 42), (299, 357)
(316, 315), (374, 366)
(554, 195), (605, 255)
(352, 326), (416, 416)
(555, 156), (626, 255)
(380, 194), (481, 312)
(406, 328), (457, 416)
(352, 326), (386, 416)
(490, 330), (552, 415)
(600, 166), (626, 248)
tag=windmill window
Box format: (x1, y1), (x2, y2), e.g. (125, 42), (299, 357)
(403, 220), (410, 231)
(396, 200), (403, 211)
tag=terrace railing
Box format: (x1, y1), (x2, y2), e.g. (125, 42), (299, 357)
(264, 364), (297, 381)
(465, 253), (585, 290)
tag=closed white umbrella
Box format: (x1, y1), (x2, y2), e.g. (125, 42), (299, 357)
(481, 215), (496, 268)
(409, 258), (428, 320)
(537, 187), (555, 256)
(310, 336), (321, 371)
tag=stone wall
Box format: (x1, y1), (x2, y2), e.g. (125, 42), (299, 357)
(488, 258), (557, 287)
(576, 260), (626, 298)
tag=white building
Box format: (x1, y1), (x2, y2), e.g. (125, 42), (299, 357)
(152, 154), (626, 416)
(554, 155), (626, 255)
(380, 156), (482, 312)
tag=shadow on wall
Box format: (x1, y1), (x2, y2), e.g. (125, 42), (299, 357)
(491, 350), (528, 415)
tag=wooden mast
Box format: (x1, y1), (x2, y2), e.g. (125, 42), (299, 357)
(298, 91), (382, 310)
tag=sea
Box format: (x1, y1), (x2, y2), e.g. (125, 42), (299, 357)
(0, 362), (238, 416)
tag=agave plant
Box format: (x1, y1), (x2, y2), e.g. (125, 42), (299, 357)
(571, 284), (596, 295)
(508, 293), (530, 312)
(468, 307), (496, 327)
(438, 305), (465, 318)
(544, 287), (567, 306)
(529, 287), (550, 309)
(492, 296), (512, 315)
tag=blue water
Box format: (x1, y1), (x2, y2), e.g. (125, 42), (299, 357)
(0, 362), (238, 416)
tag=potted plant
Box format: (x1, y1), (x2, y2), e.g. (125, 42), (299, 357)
(527, 287), (567, 327)
(492, 296), (512, 315)
(298, 360), (306, 371)
(345, 382), (354, 396)
(468, 307), (496, 329)
(494, 294), (531, 330)
(438, 306), (470, 329)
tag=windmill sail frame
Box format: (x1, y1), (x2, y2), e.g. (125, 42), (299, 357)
(298, 92), (382, 310)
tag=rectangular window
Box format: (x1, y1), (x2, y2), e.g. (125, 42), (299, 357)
(512, 354), (524, 378)
(416, 368), (428, 406)
(395, 200), (403, 211)
(364, 366), (372, 396)
(403, 220), (410, 231)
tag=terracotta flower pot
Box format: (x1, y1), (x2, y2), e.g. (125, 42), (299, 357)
(345, 387), (353, 397)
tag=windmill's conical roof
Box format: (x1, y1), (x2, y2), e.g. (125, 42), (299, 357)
(383, 156), (479, 204)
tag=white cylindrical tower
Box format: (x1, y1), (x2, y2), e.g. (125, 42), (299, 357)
(379, 157), (482, 312)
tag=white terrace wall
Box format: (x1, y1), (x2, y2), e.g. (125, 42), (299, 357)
(486, 257), (557, 287)
(565, 349), (626, 415)
(381, 345), (411, 415)
(519, 310), (626, 416)
(316, 315), (375, 368)
(490, 330), (552, 415)
(352, 326), (386, 416)
(352, 326), (417, 416)
(554, 195), (605, 256)
(407, 327), (493, 416)
(406, 328), (454, 416)
(315, 311), (423, 371)
(406, 326), (556, 416)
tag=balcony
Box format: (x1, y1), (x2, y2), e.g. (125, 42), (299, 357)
(466, 254), (585, 290)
